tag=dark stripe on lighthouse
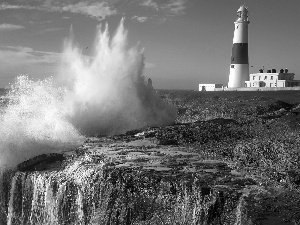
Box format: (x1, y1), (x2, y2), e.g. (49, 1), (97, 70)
(231, 43), (248, 64)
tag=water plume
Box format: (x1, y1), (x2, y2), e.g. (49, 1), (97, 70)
(0, 19), (176, 168)
(0, 76), (83, 168)
(60, 19), (177, 135)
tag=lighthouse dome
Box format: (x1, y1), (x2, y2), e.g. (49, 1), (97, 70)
(237, 5), (248, 12)
(236, 5), (249, 22)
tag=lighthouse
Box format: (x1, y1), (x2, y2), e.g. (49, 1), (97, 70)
(228, 5), (250, 88)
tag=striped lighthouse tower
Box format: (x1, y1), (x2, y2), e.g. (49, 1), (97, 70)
(228, 5), (250, 88)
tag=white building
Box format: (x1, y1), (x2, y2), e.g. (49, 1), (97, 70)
(199, 84), (223, 91)
(245, 69), (300, 88)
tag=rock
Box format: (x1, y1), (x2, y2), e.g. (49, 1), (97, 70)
(157, 139), (179, 145)
(3, 134), (298, 225)
(0, 137), (259, 224)
(3, 135), (298, 224)
(2, 90), (300, 224)
(16, 153), (65, 172)
(205, 118), (238, 125)
(269, 100), (295, 111)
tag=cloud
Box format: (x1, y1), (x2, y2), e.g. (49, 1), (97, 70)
(132, 16), (148, 23)
(0, 1), (187, 24)
(36, 27), (65, 34)
(162, 0), (187, 15)
(0, 1), (117, 21)
(0, 45), (61, 66)
(140, 0), (159, 10)
(0, 3), (33, 10)
(139, 0), (188, 22)
(61, 2), (117, 20)
(0, 45), (62, 85)
(0, 23), (25, 31)
(29, 20), (52, 24)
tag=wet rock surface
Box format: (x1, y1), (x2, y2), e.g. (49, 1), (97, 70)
(1, 90), (300, 224)
(16, 153), (65, 172)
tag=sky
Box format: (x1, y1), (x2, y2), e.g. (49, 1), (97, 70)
(0, 0), (299, 90)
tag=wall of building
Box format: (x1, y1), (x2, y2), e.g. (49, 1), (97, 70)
(250, 73), (294, 81)
(199, 84), (223, 91)
(223, 87), (300, 91)
(245, 73), (298, 88)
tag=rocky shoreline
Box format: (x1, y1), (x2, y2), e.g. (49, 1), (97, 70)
(1, 90), (300, 224)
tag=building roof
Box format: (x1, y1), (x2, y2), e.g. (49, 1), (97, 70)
(237, 5), (248, 12)
(251, 72), (295, 75)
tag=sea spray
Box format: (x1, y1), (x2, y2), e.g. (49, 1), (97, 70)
(59, 18), (177, 135)
(0, 19), (176, 168)
(0, 76), (83, 168)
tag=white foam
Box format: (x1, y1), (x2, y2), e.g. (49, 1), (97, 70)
(0, 19), (176, 168)
(58, 19), (176, 136)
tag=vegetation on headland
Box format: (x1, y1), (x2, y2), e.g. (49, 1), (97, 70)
(155, 90), (300, 189)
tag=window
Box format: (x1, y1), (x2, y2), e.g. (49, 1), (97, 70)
(264, 76), (267, 80)
(259, 76), (261, 80)
(231, 65), (235, 68)
(271, 76), (273, 80)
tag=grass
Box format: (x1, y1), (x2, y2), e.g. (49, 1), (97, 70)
(156, 90), (300, 190)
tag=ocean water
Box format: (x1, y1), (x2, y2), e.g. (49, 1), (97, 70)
(0, 19), (176, 168)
